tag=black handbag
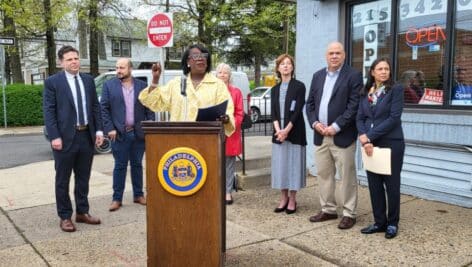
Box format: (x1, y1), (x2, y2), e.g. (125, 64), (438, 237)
(241, 113), (252, 129)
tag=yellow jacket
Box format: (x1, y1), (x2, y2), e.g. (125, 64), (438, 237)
(139, 73), (235, 136)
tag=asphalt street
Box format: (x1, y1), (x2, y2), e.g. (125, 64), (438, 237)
(0, 134), (52, 169)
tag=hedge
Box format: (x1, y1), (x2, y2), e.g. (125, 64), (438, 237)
(249, 80), (256, 90)
(0, 83), (44, 126)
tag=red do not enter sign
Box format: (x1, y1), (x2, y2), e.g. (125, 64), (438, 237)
(147, 13), (173, 47)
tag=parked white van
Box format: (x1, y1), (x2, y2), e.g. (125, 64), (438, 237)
(94, 69), (251, 113)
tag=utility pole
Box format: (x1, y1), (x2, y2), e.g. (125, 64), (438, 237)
(165, 0), (170, 68)
(279, 0), (295, 54)
(283, 17), (289, 54)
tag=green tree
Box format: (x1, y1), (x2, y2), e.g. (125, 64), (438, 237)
(78, 0), (137, 76)
(141, 0), (295, 85)
(43, 0), (57, 75)
(1, 8), (23, 83)
(1, 0), (71, 79)
(88, 0), (100, 77)
(221, 0), (296, 86)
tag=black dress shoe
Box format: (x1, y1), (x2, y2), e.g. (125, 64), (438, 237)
(285, 202), (297, 214)
(274, 201), (288, 213)
(360, 224), (386, 234)
(225, 199), (233, 205)
(385, 225), (398, 239)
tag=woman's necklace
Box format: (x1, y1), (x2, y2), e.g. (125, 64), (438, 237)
(191, 75), (203, 88)
(191, 79), (201, 88)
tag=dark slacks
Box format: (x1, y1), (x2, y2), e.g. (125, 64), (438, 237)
(366, 139), (405, 228)
(111, 130), (145, 202)
(52, 131), (94, 220)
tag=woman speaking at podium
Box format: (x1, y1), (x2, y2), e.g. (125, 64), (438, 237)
(139, 44), (235, 136)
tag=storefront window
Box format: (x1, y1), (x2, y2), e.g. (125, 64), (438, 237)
(397, 0), (447, 105)
(350, 0), (392, 81)
(348, 0), (471, 109)
(451, 1), (472, 106)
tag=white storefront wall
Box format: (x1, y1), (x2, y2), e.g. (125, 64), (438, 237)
(296, 0), (342, 175)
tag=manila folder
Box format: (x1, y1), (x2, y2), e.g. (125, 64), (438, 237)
(361, 147), (391, 175)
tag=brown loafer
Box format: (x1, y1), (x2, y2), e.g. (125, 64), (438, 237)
(109, 201), (122, 212)
(60, 219), (76, 232)
(338, 216), (356, 229)
(309, 211), (338, 222)
(76, 213), (101, 225)
(133, 196), (146, 205)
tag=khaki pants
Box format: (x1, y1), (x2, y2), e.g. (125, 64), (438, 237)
(315, 136), (358, 218)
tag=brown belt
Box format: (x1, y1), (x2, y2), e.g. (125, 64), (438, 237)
(75, 125), (88, 131)
(125, 126), (134, 132)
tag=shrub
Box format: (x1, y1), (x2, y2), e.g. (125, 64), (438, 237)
(249, 80), (256, 90)
(0, 83), (44, 126)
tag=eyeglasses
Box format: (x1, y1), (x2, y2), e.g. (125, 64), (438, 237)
(188, 53), (209, 60)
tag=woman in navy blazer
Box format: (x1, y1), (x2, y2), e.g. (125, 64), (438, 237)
(270, 54), (307, 215)
(356, 58), (405, 239)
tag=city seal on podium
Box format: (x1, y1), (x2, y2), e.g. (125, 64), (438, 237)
(157, 147), (208, 196)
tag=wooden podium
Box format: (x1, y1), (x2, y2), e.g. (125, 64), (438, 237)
(142, 121), (226, 267)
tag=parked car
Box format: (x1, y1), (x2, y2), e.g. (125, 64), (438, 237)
(249, 86), (271, 122)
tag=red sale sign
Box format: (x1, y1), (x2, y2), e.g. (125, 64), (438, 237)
(147, 13), (173, 47)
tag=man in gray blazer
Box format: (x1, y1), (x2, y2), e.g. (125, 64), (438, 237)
(305, 42), (363, 230)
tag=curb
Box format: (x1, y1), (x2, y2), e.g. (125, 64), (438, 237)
(0, 126), (44, 137)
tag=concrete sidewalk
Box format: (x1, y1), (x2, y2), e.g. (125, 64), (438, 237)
(0, 128), (471, 266)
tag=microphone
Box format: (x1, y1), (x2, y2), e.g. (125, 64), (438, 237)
(180, 74), (187, 96)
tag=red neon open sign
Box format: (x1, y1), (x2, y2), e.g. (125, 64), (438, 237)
(405, 25), (446, 47)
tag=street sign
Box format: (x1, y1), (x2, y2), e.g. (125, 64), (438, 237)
(147, 13), (173, 48)
(0, 37), (15, 46)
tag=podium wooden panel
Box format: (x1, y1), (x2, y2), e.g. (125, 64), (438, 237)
(142, 121), (226, 267)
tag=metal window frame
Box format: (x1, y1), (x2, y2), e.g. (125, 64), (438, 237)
(111, 39), (121, 57)
(344, 0), (471, 111)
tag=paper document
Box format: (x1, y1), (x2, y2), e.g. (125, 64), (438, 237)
(361, 147), (391, 175)
(196, 100), (228, 121)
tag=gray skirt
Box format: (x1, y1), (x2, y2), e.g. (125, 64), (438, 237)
(271, 141), (306, 191)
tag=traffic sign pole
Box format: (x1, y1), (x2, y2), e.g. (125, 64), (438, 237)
(160, 47), (165, 72)
(154, 47), (166, 122)
(1, 46), (6, 128)
(0, 37), (14, 128)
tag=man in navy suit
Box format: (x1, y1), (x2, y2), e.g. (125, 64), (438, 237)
(101, 58), (155, 212)
(306, 42), (363, 230)
(43, 45), (104, 232)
